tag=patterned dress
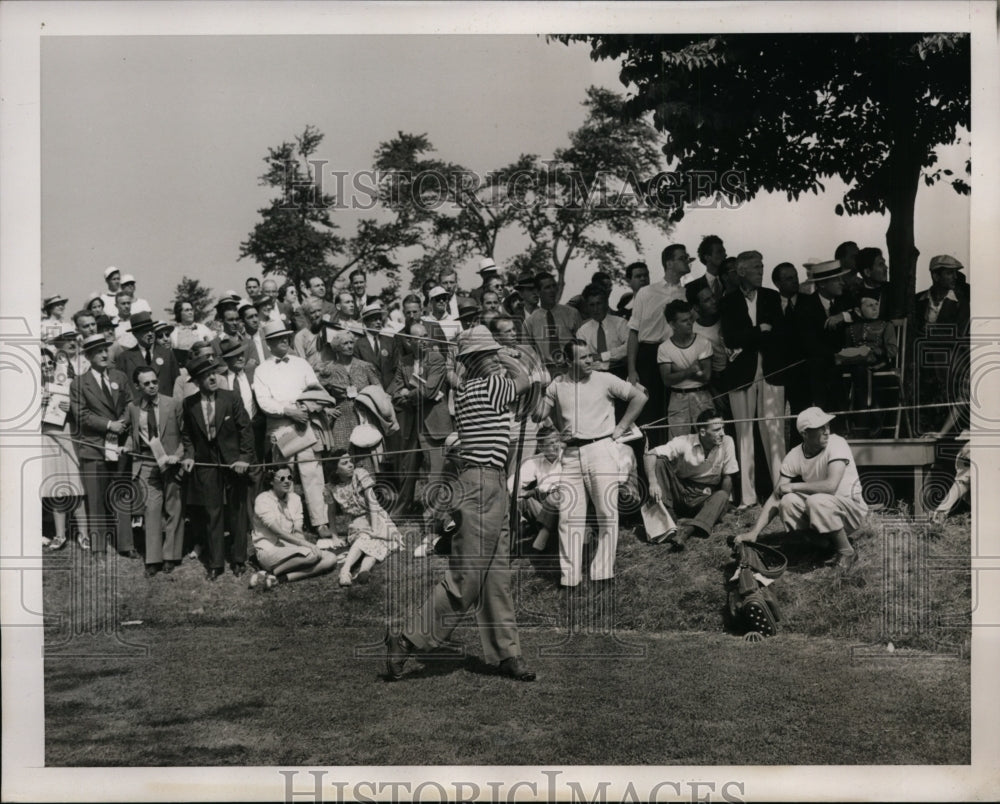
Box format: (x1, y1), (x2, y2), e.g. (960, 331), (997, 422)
(329, 468), (403, 561)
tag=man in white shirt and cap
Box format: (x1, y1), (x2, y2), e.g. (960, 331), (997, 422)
(119, 274), (151, 314)
(735, 406), (867, 574)
(469, 257), (500, 304)
(99, 266), (123, 313)
(252, 319), (334, 539)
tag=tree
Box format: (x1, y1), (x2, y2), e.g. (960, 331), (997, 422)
(375, 87), (672, 300)
(373, 132), (524, 292)
(556, 34), (970, 318)
(504, 86), (673, 298)
(239, 126), (416, 298)
(167, 276), (214, 323)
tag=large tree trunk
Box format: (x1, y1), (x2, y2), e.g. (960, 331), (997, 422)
(883, 159), (921, 321)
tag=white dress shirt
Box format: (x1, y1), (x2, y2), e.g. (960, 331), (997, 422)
(252, 353), (319, 420)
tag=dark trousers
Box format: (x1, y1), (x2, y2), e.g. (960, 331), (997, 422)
(190, 465), (252, 569)
(79, 458), (133, 554)
(653, 456), (729, 537)
(636, 341), (668, 447)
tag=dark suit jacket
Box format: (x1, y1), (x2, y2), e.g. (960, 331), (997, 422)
(388, 350), (452, 439)
(794, 291), (850, 364)
(69, 368), (131, 462)
(354, 331), (399, 388)
(125, 394), (184, 476)
(770, 294), (809, 388)
(116, 343), (180, 402)
(719, 287), (786, 391)
(686, 272), (725, 305)
(181, 389), (255, 466)
(914, 290), (970, 340)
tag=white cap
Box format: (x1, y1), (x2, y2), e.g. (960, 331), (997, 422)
(796, 406), (835, 434)
(120, 273), (137, 285)
(104, 266), (120, 280)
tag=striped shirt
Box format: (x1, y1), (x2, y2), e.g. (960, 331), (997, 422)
(454, 374), (517, 469)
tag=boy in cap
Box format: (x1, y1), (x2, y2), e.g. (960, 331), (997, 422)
(119, 274), (151, 314)
(99, 266), (123, 313)
(914, 254), (970, 436)
(735, 406), (867, 574)
(70, 334), (137, 559)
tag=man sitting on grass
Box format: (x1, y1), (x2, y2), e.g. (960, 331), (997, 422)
(644, 408), (738, 550)
(734, 406), (867, 573)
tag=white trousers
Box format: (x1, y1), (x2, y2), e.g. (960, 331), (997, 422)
(555, 439), (624, 587)
(727, 379), (785, 507)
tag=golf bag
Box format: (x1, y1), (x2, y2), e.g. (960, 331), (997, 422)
(726, 542), (787, 637)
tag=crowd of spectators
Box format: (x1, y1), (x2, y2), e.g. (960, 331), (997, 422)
(39, 243), (970, 590)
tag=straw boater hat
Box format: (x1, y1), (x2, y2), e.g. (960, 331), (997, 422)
(127, 311), (156, 333)
(297, 388), (337, 406)
(261, 319), (294, 340)
(801, 260), (850, 284)
(478, 257), (499, 277)
(52, 325), (79, 343)
(237, 298), (256, 315)
(80, 333), (111, 353)
(360, 301), (384, 321)
(42, 294), (68, 312)
(153, 321), (175, 337)
(427, 285), (449, 300)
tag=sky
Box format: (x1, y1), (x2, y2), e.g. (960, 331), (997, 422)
(41, 34), (970, 317)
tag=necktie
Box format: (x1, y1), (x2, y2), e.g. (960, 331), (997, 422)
(101, 372), (115, 407)
(596, 321), (608, 355)
(146, 402), (158, 444)
(785, 298), (795, 319)
(232, 372), (242, 400)
(145, 349), (152, 366)
(205, 396), (216, 441)
(545, 309), (558, 363)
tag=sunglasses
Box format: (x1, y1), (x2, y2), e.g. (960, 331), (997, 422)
(273, 474), (293, 482)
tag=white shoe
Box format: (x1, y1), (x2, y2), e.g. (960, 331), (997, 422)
(264, 573), (279, 590)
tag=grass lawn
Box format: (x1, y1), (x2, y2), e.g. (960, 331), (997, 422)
(43, 508), (971, 766)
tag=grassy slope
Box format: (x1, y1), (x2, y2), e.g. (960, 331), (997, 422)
(43, 509), (971, 766)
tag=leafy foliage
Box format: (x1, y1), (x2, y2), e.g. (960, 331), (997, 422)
(555, 34), (970, 317)
(240, 126), (414, 300)
(167, 276), (214, 322)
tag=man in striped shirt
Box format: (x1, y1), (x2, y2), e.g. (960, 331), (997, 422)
(387, 326), (537, 682)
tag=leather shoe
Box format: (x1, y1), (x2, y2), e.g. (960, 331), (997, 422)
(231, 563), (246, 577)
(162, 561), (178, 574)
(144, 564), (162, 578)
(119, 549), (141, 560)
(385, 631), (413, 681)
(669, 525), (696, 552)
(206, 567), (224, 582)
(498, 656), (537, 682)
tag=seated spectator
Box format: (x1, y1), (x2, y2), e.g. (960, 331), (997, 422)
(658, 300), (713, 440)
(735, 407), (867, 574)
(931, 431), (971, 524)
(511, 427), (564, 551)
(837, 292), (898, 435)
(644, 409), (738, 550)
(249, 464), (340, 588)
(327, 449), (404, 587)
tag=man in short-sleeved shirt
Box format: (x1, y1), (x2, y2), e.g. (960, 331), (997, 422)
(538, 339), (647, 587)
(736, 407), (867, 574)
(645, 409), (738, 549)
